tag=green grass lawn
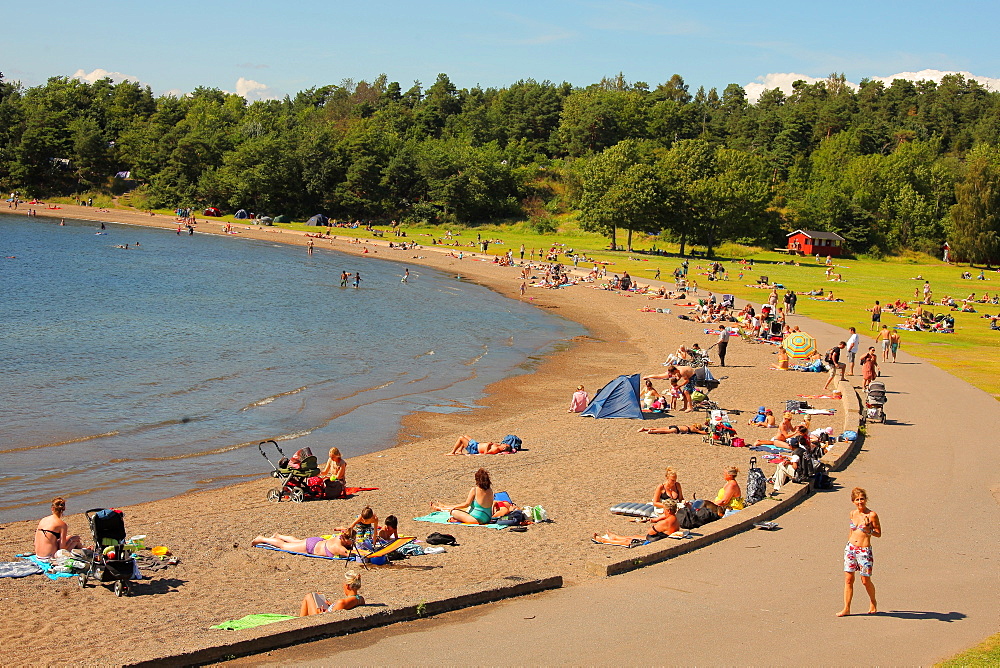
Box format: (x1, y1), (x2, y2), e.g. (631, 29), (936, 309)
(91, 200), (999, 400)
(938, 632), (1000, 667)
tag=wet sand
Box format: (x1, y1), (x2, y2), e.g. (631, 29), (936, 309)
(0, 204), (842, 664)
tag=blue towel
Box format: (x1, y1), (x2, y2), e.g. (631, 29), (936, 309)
(412, 511), (506, 529)
(17, 554), (78, 580)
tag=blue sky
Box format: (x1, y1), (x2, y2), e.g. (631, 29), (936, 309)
(3, 0), (1000, 100)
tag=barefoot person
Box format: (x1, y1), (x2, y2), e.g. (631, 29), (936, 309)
(300, 570), (365, 616)
(837, 487), (881, 617)
(651, 467), (684, 506)
(644, 365), (697, 412)
(34, 497), (83, 558)
(430, 468), (495, 524)
(594, 499), (681, 546)
(252, 528), (356, 558)
(638, 422), (708, 435)
(446, 435), (514, 455)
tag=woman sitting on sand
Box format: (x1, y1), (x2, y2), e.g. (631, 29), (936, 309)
(320, 447), (347, 497)
(252, 528), (356, 558)
(300, 570), (365, 616)
(640, 379), (662, 411)
(637, 422), (708, 435)
(595, 499), (681, 546)
(714, 466), (745, 512)
(753, 412), (795, 447)
(35, 497), (83, 558)
(446, 435), (515, 455)
(652, 467), (684, 506)
(568, 385), (589, 413)
(429, 468), (495, 524)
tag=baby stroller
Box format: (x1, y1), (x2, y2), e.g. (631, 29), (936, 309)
(703, 410), (737, 446)
(79, 508), (137, 597)
(259, 441), (327, 503)
(865, 381), (888, 423)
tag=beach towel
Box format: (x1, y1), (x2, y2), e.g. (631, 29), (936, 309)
(17, 554), (78, 580)
(797, 394), (842, 399)
(254, 536), (416, 561)
(797, 409), (836, 415)
(412, 511), (507, 529)
(591, 531), (691, 547)
(0, 561), (43, 578)
(343, 487), (379, 495)
(210, 614), (296, 630)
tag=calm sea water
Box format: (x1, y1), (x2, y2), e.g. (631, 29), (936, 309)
(0, 214), (582, 522)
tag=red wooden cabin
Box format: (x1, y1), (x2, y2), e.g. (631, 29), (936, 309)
(786, 229), (846, 257)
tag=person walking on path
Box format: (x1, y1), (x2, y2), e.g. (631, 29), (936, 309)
(859, 347), (879, 390)
(837, 487), (881, 617)
(888, 329), (901, 362)
(823, 342), (846, 391)
(875, 325), (891, 361)
(845, 327), (860, 376)
(716, 326), (730, 367)
(869, 300), (882, 331)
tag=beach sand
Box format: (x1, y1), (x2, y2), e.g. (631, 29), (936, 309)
(0, 205), (843, 664)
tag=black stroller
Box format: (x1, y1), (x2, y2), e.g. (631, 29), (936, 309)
(259, 441), (327, 503)
(79, 508), (137, 597)
(865, 381), (888, 423)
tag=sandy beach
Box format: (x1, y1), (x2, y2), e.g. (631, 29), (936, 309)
(0, 205), (844, 665)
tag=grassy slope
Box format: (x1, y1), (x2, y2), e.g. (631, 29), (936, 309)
(90, 199), (1000, 399)
(938, 632), (1000, 667)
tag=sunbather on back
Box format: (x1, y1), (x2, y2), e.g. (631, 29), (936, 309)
(252, 529), (355, 558)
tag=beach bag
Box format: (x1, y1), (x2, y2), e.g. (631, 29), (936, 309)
(840, 430), (858, 442)
(731, 437), (746, 448)
(745, 457), (766, 506)
(813, 467), (833, 490)
(494, 510), (527, 527)
(691, 391), (707, 404)
(426, 532), (457, 546)
(676, 506), (698, 530)
(500, 434), (522, 452)
(525, 505), (547, 522)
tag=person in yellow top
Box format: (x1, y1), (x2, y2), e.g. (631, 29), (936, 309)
(715, 466), (745, 512)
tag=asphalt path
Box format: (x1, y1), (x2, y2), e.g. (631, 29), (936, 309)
(230, 317), (1000, 667)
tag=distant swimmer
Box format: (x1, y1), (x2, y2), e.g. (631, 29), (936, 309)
(100, 222), (106, 230)
(340, 271), (349, 287)
(59, 219), (65, 225)
(401, 268), (409, 283)
(353, 272), (362, 288)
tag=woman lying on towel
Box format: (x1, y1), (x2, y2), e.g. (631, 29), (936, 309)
(429, 468), (495, 524)
(637, 422), (708, 435)
(446, 435), (515, 455)
(595, 500), (681, 546)
(252, 528), (356, 558)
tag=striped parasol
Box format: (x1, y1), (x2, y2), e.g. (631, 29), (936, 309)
(782, 332), (817, 359)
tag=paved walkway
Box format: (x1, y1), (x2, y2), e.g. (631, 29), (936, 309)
(232, 318), (1000, 666)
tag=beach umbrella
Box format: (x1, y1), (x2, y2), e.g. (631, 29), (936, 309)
(782, 332), (817, 359)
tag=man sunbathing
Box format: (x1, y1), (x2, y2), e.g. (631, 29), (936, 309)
(446, 434), (514, 455)
(251, 528), (356, 558)
(637, 423), (708, 435)
(594, 500), (681, 546)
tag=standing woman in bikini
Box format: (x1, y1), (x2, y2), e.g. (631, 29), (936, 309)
(838, 487), (881, 616)
(430, 468), (495, 524)
(35, 497), (83, 558)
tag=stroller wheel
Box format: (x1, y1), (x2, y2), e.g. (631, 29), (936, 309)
(114, 580), (128, 597)
(290, 487), (305, 503)
(267, 488), (282, 503)
(78, 574), (88, 588)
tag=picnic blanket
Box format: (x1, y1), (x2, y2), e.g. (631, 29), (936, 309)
(0, 560), (43, 578)
(210, 614), (296, 630)
(254, 536), (416, 561)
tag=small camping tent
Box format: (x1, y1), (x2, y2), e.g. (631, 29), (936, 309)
(306, 214), (328, 226)
(273, 215), (291, 224)
(581, 374), (643, 419)
(234, 209), (248, 219)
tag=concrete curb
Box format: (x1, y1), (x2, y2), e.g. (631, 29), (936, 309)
(822, 379), (864, 472)
(125, 575), (562, 667)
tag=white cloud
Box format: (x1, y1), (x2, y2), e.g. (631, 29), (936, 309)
(72, 68), (141, 85)
(233, 77), (279, 101)
(873, 69), (1000, 92)
(743, 69), (1000, 103)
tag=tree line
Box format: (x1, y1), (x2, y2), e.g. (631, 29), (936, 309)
(2, 70), (1000, 262)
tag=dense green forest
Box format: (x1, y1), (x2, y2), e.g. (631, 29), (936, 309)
(3, 70), (1000, 261)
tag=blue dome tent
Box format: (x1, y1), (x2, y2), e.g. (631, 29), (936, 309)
(581, 374), (643, 419)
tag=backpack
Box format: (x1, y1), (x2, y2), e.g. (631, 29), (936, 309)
(823, 347), (837, 365)
(425, 532), (457, 546)
(745, 457), (767, 506)
(500, 434), (522, 452)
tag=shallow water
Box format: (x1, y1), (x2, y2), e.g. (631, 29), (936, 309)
(0, 214), (582, 522)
